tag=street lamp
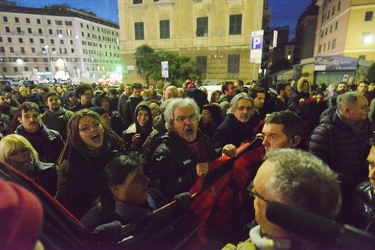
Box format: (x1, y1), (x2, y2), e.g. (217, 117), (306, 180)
(45, 45), (54, 78)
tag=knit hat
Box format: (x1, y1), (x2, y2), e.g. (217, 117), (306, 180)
(0, 180), (43, 250)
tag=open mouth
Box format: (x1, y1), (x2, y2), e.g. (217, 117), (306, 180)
(91, 134), (101, 143)
(185, 128), (194, 136)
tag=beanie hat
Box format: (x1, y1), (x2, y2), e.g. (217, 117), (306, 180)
(0, 180), (43, 250)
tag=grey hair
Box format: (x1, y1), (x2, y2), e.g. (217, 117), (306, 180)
(228, 93), (254, 114)
(164, 97), (201, 130)
(264, 148), (342, 219)
(337, 91), (363, 111)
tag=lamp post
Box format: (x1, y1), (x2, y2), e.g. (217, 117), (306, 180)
(45, 45), (54, 79)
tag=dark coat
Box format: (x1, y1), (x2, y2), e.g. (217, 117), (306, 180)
(15, 123), (64, 164)
(212, 113), (253, 150)
(80, 189), (167, 232)
(308, 108), (371, 188)
(353, 181), (375, 232)
(56, 147), (121, 219)
(148, 130), (218, 200)
(34, 161), (58, 196)
(41, 107), (74, 140)
(123, 96), (147, 129)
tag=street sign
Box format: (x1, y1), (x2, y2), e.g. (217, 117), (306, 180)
(161, 61), (169, 78)
(250, 30), (264, 64)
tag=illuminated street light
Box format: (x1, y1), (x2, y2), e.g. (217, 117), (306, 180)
(364, 35), (373, 44)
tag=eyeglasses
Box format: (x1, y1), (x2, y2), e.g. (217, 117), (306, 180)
(174, 114), (198, 123)
(201, 111), (211, 116)
(247, 181), (270, 203)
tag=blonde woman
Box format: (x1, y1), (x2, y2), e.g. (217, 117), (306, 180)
(0, 134), (57, 196)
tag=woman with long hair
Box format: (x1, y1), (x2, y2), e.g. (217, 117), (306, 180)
(56, 109), (125, 219)
(199, 103), (223, 139)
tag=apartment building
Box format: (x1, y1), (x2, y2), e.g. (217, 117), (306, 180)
(0, 1), (120, 82)
(314, 0), (375, 61)
(118, 0), (266, 84)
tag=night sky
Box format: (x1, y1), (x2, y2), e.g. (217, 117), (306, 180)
(14, 0), (314, 40)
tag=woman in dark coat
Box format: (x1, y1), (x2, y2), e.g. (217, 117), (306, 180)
(56, 109), (125, 219)
(199, 103), (223, 139)
(0, 134), (57, 196)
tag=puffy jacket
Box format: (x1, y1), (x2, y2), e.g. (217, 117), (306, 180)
(308, 108), (371, 187)
(148, 130), (218, 200)
(353, 181), (375, 231)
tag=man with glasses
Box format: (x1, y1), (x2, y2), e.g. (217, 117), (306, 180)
(148, 98), (236, 200)
(309, 91), (371, 224)
(224, 148), (341, 249)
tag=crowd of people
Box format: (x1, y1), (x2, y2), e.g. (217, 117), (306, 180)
(1, 76), (375, 249)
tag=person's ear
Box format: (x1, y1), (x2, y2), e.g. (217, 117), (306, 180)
(17, 116), (23, 124)
(290, 135), (301, 148)
(110, 186), (120, 198)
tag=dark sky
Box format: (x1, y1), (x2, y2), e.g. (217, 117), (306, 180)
(15, 0), (314, 39)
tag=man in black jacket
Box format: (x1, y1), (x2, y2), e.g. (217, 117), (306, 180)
(309, 92), (371, 224)
(15, 102), (64, 164)
(148, 98), (236, 200)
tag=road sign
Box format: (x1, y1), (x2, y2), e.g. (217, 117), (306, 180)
(250, 30), (264, 64)
(161, 61), (169, 78)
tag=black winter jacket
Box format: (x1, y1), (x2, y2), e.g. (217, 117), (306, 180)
(308, 108), (371, 187)
(353, 181), (375, 232)
(148, 130), (218, 200)
(212, 114), (253, 150)
(15, 123), (65, 164)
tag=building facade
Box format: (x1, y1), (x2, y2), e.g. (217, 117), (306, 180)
(314, 0), (375, 61)
(0, 1), (120, 83)
(118, 0), (266, 85)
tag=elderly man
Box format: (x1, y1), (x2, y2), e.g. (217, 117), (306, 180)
(148, 98), (235, 200)
(224, 148), (341, 249)
(213, 93), (254, 149)
(260, 110), (304, 153)
(309, 91), (371, 224)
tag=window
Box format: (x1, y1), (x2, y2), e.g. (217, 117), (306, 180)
(227, 54), (240, 74)
(7, 37), (12, 43)
(29, 38), (34, 43)
(24, 67), (29, 71)
(70, 40), (74, 45)
(196, 17), (208, 37)
(0, 37), (2, 42)
(3, 17), (8, 22)
(335, 22), (338, 30)
(323, 43), (326, 51)
(318, 45), (322, 53)
(28, 27), (32, 34)
(50, 39), (54, 44)
(65, 21), (73, 26)
(330, 25), (332, 33)
(15, 17), (19, 23)
(31, 47), (36, 53)
(196, 56), (207, 74)
(21, 47), (25, 53)
(338, 1), (341, 11)
(40, 38), (44, 44)
(47, 20), (51, 25)
(133, 0), (142, 3)
(160, 20), (170, 39)
(332, 39), (336, 49)
(16, 27), (21, 33)
(0, 47), (4, 53)
(26, 18), (30, 23)
(332, 6), (335, 16)
(229, 14), (242, 35)
(55, 20), (63, 25)
(9, 47), (14, 53)
(14, 67), (18, 72)
(49, 29), (53, 35)
(19, 38), (23, 43)
(365, 12), (373, 21)
(60, 39), (64, 45)
(38, 28), (42, 34)
(2, 67), (7, 72)
(134, 22), (144, 40)
(37, 19), (41, 24)
(5, 27), (10, 33)
(328, 41), (331, 50)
